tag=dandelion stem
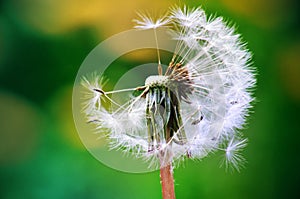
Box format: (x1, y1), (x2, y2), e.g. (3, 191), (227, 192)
(160, 127), (176, 199)
(160, 158), (176, 199)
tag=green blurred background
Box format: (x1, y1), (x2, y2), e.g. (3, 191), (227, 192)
(0, 0), (299, 198)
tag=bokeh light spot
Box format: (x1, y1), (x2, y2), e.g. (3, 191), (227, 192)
(0, 91), (42, 165)
(278, 42), (300, 102)
(6, 0), (173, 36)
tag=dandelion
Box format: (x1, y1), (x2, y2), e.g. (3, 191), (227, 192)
(81, 5), (255, 199)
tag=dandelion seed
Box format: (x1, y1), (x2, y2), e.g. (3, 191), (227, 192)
(81, 74), (106, 114)
(223, 138), (248, 172)
(133, 12), (170, 30)
(81, 5), (255, 172)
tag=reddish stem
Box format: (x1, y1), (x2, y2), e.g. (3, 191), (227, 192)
(160, 163), (176, 199)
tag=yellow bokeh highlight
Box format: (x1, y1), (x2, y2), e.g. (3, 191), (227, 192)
(8, 0), (173, 36)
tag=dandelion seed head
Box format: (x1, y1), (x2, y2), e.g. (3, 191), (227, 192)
(81, 5), (256, 171)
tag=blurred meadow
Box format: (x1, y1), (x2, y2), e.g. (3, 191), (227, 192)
(0, 0), (300, 199)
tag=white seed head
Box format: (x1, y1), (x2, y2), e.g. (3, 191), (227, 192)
(82, 5), (256, 171)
